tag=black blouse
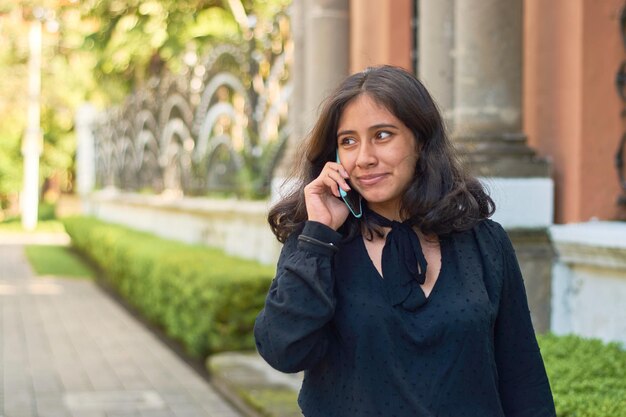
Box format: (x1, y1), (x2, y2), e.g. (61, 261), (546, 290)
(254, 219), (556, 417)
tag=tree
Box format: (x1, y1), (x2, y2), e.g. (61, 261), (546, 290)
(0, 0), (291, 216)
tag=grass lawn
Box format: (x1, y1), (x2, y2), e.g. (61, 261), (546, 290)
(0, 219), (66, 233)
(25, 245), (94, 279)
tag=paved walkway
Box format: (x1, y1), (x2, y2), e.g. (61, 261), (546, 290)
(0, 242), (243, 417)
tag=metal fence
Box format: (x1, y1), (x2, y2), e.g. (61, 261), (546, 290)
(93, 12), (292, 198)
(616, 3), (626, 206)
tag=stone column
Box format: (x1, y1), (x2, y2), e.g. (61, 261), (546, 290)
(454, 0), (522, 135)
(76, 103), (97, 214)
(452, 0), (549, 178)
(21, 19), (43, 231)
(272, 0), (350, 201)
(417, 0), (455, 129)
(304, 0), (350, 129)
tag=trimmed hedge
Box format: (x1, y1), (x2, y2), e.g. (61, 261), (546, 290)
(62, 216), (275, 358)
(538, 333), (626, 417)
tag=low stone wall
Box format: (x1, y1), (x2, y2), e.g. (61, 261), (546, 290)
(508, 228), (553, 334)
(550, 221), (626, 346)
(83, 190), (282, 265)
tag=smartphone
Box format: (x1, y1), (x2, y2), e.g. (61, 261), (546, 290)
(335, 150), (363, 218)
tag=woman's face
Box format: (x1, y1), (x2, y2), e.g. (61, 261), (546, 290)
(336, 94), (419, 220)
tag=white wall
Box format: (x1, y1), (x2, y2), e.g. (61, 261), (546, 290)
(85, 190), (282, 266)
(550, 222), (626, 346)
(481, 177), (554, 229)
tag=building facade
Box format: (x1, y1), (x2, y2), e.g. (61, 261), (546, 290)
(277, 0), (626, 341)
(80, 0), (626, 344)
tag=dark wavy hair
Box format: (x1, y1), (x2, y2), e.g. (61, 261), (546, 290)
(268, 65), (495, 243)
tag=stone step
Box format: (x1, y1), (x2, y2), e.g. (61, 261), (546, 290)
(207, 351), (304, 417)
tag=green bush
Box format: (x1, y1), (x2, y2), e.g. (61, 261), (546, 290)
(38, 202), (56, 220)
(62, 216), (274, 358)
(538, 333), (626, 417)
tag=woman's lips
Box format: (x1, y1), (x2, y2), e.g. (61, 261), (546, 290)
(355, 173), (389, 187)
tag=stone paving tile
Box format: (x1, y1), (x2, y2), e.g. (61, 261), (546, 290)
(1, 244), (243, 417)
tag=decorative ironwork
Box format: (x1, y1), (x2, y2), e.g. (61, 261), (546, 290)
(616, 4), (626, 206)
(411, 1), (419, 75)
(93, 11), (292, 198)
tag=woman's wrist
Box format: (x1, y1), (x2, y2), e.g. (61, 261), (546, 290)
(297, 221), (342, 256)
(297, 234), (339, 253)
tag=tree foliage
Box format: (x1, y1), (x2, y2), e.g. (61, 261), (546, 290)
(0, 0), (290, 213)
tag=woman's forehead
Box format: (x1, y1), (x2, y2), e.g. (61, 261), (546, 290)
(338, 95), (402, 129)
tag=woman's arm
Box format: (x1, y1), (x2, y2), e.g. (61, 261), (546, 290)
(254, 221), (341, 373)
(493, 226), (556, 417)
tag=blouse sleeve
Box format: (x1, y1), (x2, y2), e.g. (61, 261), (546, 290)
(253, 221), (341, 373)
(492, 224), (556, 417)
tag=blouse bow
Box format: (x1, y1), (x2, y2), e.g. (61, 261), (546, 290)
(365, 207), (428, 311)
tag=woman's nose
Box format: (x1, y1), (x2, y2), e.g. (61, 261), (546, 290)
(356, 143), (377, 168)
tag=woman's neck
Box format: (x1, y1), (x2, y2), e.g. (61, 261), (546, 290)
(366, 201), (403, 222)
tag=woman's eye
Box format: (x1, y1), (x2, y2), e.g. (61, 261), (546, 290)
(339, 137), (356, 146)
(376, 131), (392, 140)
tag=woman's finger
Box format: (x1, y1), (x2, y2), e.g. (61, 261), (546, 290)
(303, 162), (352, 230)
(322, 164), (351, 194)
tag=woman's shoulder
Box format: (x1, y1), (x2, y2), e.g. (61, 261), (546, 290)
(451, 217), (512, 257)
(458, 219), (513, 293)
(473, 218), (507, 240)
(467, 218), (518, 268)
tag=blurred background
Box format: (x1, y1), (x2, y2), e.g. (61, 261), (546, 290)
(1, 1), (625, 416)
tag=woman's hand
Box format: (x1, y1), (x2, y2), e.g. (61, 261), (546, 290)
(304, 162), (351, 230)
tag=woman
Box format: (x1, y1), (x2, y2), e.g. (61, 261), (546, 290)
(254, 66), (556, 417)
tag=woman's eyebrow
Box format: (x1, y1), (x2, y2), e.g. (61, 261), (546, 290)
(337, 123), (399, 137)
(337, 129), (356, 137)
(369, 123), (398, 130)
